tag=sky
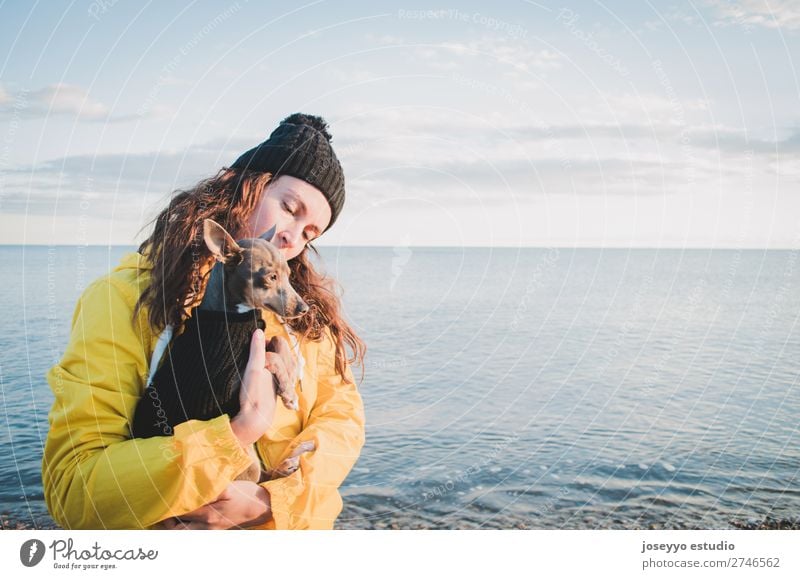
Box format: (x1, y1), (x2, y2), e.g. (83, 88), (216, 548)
(0, 0), (798, 247)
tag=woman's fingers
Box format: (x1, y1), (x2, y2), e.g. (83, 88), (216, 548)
(171, 520), (218, 530)
(231, 330), (277, 447)
(248, 329), (266, 370)
(161, 517), (212, 530)
(240, 330), (266, 406)
(171, 507), (229, 530)
(161, 482), (268, 530)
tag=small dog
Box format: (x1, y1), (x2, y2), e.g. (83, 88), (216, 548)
(200, 219), (308, 410)
(131, 219), (315, 483)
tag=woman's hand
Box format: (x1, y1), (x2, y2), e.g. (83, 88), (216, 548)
(160, 481), (271, 530)
(230, 329), (278, 447)
(230, 331), (298, 446)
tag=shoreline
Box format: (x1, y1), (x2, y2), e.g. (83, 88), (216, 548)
(3, 513), (798, 531)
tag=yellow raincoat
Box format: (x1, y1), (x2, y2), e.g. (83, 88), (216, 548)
(42, 251), (365, 529)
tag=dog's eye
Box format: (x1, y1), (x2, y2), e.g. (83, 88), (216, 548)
(269, 273), (278, 283)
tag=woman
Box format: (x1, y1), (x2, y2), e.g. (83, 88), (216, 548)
(42, 113), (366, 530)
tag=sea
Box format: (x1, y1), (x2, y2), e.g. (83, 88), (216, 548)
(1, 245), (798, 529)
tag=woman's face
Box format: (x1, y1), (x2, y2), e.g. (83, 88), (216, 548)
(241, 175), (332, 261)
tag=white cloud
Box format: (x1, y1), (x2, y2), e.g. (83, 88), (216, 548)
(573, 92), (710, 126)
(365, 33), (406, 45)
(706, 0), (800, 30)
(32, 84), (109, 119)
(642, 6), (703, 31)
(690, 126), (800, 153)
(436, 38), (562, 72)
(335, 100), (708, 148)
(5, 104), (798, 247)
(0, 83), (165, 122)
(325, 67), (379, 84)
(409, 37), (561, 76)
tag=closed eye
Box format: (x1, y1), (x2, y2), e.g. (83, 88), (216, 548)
(283, 194), (322, 243)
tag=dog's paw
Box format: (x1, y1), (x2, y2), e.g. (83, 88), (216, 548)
(277, 385), (299, 411)
(274, 456), (301, 478)
(277, 391), (298, 411)
(291, 440), (316, 456)
(265, 440), (316, 480)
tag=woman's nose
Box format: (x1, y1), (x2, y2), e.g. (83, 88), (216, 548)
(275, 228), (301, 249)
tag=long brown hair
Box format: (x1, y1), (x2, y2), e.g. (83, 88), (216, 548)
(133, 168), (365, 381)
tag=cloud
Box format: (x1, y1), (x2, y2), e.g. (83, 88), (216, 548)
(689, 126), (800, 155)
(0, 83), (166, 122)
(365, 33), (406, 45)
(583, 93), (709, 124)
(7, 101), (796, 236)
(334, 103), (699, 150)
(30, 84), (109, 120)
(325, 67), (380, 84)
(328, 106), (798, 220)
(1, 136), (255, 217)
(411, 37), (561, 75)
(705, 0), (800, 30)
(641, 6), (703, 32)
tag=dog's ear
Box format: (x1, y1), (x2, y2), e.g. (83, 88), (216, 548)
(258, 224), (277, 244)
(203, 219), (242, 263)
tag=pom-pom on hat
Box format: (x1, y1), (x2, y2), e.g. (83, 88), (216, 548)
(231, 113), (345, 231)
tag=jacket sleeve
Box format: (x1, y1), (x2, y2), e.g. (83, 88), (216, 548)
(258, 328), (366, 529)
(42, 277), (254, 529)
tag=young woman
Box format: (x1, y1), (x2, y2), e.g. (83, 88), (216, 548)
(42, 113), (366, 530)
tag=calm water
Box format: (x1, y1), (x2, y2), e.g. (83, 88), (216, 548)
(1, 245), (798, 529)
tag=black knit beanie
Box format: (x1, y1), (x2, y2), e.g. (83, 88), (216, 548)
(231, 113), (345, 231)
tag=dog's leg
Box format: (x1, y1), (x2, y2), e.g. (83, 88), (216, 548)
(265, 345), (300, 411)
(275, 382), (299, 411)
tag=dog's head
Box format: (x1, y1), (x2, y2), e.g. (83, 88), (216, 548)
(202, 219), (309, 319)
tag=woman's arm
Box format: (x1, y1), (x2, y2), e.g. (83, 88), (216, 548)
(256, 326), (366, 530)
(42, 276), (254, 529)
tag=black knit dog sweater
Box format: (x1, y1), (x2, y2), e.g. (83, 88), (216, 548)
(131, 308), (266, 439)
